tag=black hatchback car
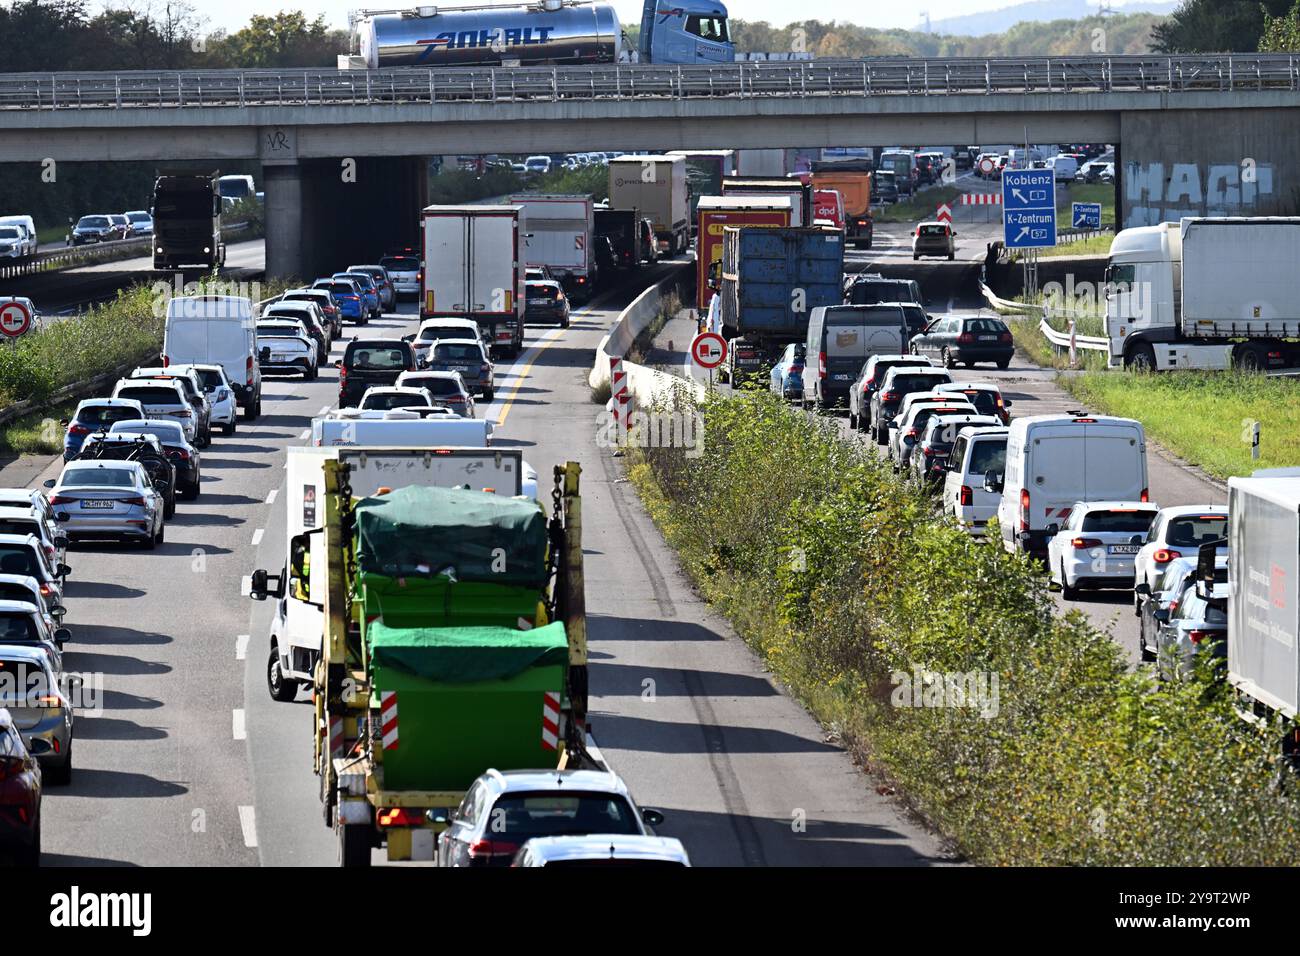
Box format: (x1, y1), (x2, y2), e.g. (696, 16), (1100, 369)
(337, 339), (417, 408)
(909, 316), (1014, 370)
(524, 280), (570, 327)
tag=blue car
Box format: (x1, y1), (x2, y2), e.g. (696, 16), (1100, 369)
(769, 343), (806, 400)
(335, 271), (381, 320)
(314, 278), (367, 325)
(61, 397), (146, 460)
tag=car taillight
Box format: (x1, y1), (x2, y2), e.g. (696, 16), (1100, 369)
(172, 409), (191, 419)
(38, 583), (53, 597)
(68, 423), (91, 436)
(170, 449), (191, 460)
(1071, 537), (1102, 549)
(376, 807), (425, 828)
(1153, 548), (1181, 564)
(818, 352), (826, 379)
(999, 332), (1012, 343)
(957, 333), (974, 344)
(468, 838), (520, 861)
(49, 495), (74, 506)
(1019, 488), (1030, 532)
(906, 427), (918, 438)
(120, 496), (146, 506)
(162, 355), (170, 367)
(0, 756), (23, 783)
(246, 355), (254, 386)
(1140, 487), (1149, 503)
(1188, 629), (1213, 645)
(959, 485), (972, 506)
(881, 390), (896, 402)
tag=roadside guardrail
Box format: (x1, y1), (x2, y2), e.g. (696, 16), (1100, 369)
(979, 280), (1109, 354)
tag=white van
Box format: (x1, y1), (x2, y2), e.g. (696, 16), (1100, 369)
(162, 295), (262, 420)
(990, 413), (1147, 557)
(803, 304), (909, 409)
(943, 425), (1009, 535)
(1047, 155), (1079, 182)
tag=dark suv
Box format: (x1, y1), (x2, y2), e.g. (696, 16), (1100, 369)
(337, 339), (417, 408)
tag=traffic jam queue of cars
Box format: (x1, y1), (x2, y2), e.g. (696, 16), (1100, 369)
(0, 249), (590, 865)
(771, 279), (1230, 682)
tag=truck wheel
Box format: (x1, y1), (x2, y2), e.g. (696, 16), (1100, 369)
(1124, 343), (1157, 372)
(483, 387), (495, 402)
(267, 644), (300, 702)
(338, 822), (373, 868)
(1232, 343), (1268, 373)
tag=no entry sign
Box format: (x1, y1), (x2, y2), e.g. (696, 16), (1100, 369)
(0, 299), (32, 338)
(690, 331), (726, 370)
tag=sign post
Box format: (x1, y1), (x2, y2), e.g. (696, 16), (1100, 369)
(1002, 168), (1056, 301)
(935, 202), (953, 225)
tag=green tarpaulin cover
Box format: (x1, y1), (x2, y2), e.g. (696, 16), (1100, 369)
(367, 620), (568, 683)
(354, 485), (548, 586)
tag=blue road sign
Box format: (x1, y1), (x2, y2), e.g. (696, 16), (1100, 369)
(1002, 169), (1056, 248)
(1072, 202), (1102, 229)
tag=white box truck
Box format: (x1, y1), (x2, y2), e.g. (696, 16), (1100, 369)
(420, 204), (526, 357)
(735, 149), (788, 177)
(252, 443), (532, 701)
(608, 155), (689, 256)
(1105, 217), (1300, 372)
(509, 193), (596, 304)
(1205, 470), (1300, 761)
(311, 409), (494, 449)
(989, 413), (1148, 559)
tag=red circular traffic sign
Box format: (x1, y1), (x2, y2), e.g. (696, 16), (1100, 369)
(0, 300), (32, 338)
(979, 157), (995, 175)
(690, 331), (727, 370)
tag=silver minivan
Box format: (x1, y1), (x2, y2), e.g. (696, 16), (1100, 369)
(802, 305), (909, 410)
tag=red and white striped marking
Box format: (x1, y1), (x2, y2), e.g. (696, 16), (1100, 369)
(609, 356), (626, 398)
(935, 203), (953, 224)
(329, 716), (345, 759)
(380, 691), (399, 750)
(1045, 507), (1073, 519)
(959, 192), (1002, 205)
(541, 691), (561, 751)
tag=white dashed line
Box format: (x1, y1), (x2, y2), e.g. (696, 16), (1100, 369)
(265, 489), (278, 505)
(251, 528), (264, 547)
(233, 708), (246, 740)
(239, 575), (252, 596)
(299, 429), (310, 440)
(318, 405), (330, 416)
(238, 806), (258, 848)
(236, 634), (249, 661)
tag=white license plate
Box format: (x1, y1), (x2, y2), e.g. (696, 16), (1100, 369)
(833, 373), (851, 380)
(1108, 545), (1140, 555)
(979, 335), (999, 341)
(272, 354), (292, 362)
(80, 499), (113, 510)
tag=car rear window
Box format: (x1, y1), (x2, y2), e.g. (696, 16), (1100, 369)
(0, 547), (39, 577)
(847, 281), (917, 305)
(918, 224), (948, 236)
(1080, 510), (1158, 533)
(488, 792), (641, 840)
(77, 405), (141, 425)
(1165, 515), (1228, 548)
(111, 422), (184, 444)
(117, 386), (182, 405)
(191, 368), (224, 390)
(62, 466), (135, 487)
(432, 343), (483, 363)
(346, 344), (410, 369)
(963, 319), (1009, 334)
(419, 325), (475, 342)
(325, 283), (354, 296)
(364, 392), (429, 411)
(870, 361), (925, 385)
(268, 308), (312, 324)
(891, 372), (949, 393)
(402, 376), (461, 396)
(380, 257), (418, 272)
(967, 437), (1007, 475)
(343, 274), (374, 290)
(0, 583), (36, 604)
(0, 613), (38, 643)
(258, 325), (302, 337)
(949, 390), (998, 416)
(528, 284), (560, 300)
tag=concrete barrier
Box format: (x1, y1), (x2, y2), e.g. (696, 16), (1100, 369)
(589, 264), (706, 406)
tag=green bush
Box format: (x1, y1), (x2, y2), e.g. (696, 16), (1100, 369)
(630, 390), (1300, 865)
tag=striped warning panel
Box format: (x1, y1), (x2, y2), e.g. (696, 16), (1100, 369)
(959, 192), (1003, 205)
(380, 691), (399, 750)
(330, 716), (344, 759)
(541, 691), (560, 751)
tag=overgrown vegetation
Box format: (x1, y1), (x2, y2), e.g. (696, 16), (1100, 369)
(629, 389), (1300, 864)
(873, 185), (962, 224)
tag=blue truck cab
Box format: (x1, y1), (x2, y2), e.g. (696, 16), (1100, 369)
(640, 0), (734, 64)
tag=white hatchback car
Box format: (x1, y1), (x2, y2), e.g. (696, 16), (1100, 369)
(170, 363), (237, 436)
(1131, 505), (1229, 607)
(1047, 501), (1160, 599)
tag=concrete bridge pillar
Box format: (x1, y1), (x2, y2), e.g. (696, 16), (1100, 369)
(262, 163), (304, 280)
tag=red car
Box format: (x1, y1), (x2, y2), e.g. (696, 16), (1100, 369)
(0, 704), (41, 866)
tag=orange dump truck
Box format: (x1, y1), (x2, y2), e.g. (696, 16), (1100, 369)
(810, 160), (873, 247)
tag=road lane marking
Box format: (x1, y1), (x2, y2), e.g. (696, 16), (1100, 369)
(251, 528), (264, 546)
(318, 405), (329, 415)
(236, 634), (249, 660)
(492, 323), (574, 430)
(233, 708), (246, 740)
(238, 806), (258, 848)
(299, 429), (310, 440)
(265, 489), (277, 505)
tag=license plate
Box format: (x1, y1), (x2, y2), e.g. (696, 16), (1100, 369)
(1108, 545), (1140, 555)
(833, 373), (851, 380)
(272, 353), (291, 362)
(979, 335), (999, 341)
(80, 499), (112, 510)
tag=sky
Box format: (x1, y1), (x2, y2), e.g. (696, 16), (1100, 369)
(176, 0), (1135, 37)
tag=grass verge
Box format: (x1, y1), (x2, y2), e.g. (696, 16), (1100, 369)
(0, 398), (77, 455)
(628, 389), (1300, 865)
(874, 185), (961, 223)
(1063, 370), (1300, 480)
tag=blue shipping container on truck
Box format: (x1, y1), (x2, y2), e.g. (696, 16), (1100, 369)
(720, 226), (845, 339)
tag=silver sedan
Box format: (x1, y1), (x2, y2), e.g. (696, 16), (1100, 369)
(44, 460), (164, 549)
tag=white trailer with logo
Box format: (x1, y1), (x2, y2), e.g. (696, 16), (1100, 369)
(607, 155), (688, 255)
(510, 193), (596, 303)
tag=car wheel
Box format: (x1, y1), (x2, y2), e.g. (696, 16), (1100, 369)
(1139, 620), (1156, 662)
(997, 358), (1011, 370)
(164, 493), (176, 520)
(1124, 342), (1157, 372)
(848, 411), (858, 430)
(141, 527), (157, 550)
(942, 348), (955, 369)
(948, 252), (955, 261)
(223, 420), (236, 436)
(267, 643), (300, 702)
(1060, 562), (1079, 600)
(483, 387), (495, 402)
(184, 480), (200, 502)
(47, 739), (72, 786)
(18, 815), (39, 867)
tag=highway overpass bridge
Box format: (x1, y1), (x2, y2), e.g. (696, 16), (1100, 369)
(2, 54), (1297, 276)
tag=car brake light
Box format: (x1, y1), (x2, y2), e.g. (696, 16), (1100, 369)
(246, 355), (254, 386)
(38, 583), (53, 597)
(468, 838), (520, 861)
(818, 351), (827, 379)
(1020, 488), (1030, 533)
(170, 449), (191, 460)
(957, 333), (974, 344)
(1072, 418), (1096, 423)
(162, 355), (169, 367)
(68, 423), (91, 436)
(376, 807), (425, 828)
(1140, 487), (1149, 503)
(49, 495), (74, 506)
(1071, 537), (1102, 549)
(959, 485), (972, 506)
(1153, 548), (1181, 564)
(999, 332), (1012, 343)
(120, 496), (146, 506)
(1187, 629), (1213, 645)
(881, 391), (896, 402)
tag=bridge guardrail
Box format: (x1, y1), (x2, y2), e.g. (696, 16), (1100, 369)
(0, 54), (1296, 110)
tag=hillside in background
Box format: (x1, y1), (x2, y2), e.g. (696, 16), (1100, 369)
(922, 0), (1177, 37)
(730, 11), (1167, 57)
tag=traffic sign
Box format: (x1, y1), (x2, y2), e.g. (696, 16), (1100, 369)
(978, 157), (996, 176)
(935, 203), (952, 224)
(1071, 202), (1102, 229)
(690, 331), (726, 370)
(0, 299), (32, 338)
(1001, 168), (1056, 249)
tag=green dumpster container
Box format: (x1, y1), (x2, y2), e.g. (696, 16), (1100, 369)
(367, 621), (569, 792)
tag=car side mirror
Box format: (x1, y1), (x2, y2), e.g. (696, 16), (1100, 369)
(334, 360), (342, 368)
(1003, 400), (1013, 408)
(55, 512), (69, 523)
(54, 535), (68, 548)
(58, 563), (71, 577)
(53, 626), (71, 647)
(640, 808), (665, 827)
(44, 478), (56, 489)
(1134, 582), (1151, 597)
(1152, 609), (1170, 623)
(982, 470), (1003, 494)
(250, 568), (270, 601)
(902, 434), (916, 446)
(1046, 523), (1060, 536)
(59, 418), (69, 427)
